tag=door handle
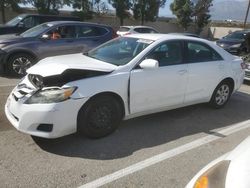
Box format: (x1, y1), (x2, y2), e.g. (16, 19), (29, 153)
(178, 70), (187, 75)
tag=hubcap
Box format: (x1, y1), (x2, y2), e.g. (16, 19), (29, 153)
(215, 84), (230, 105)
(89, 105), (112, 130)
(12, 57), (32, 75)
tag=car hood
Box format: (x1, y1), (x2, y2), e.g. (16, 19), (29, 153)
(27, 53), (118, 77)
(0, 34), (25, 44)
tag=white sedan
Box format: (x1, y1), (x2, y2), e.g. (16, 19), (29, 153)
(5, 34), (245, 138)
(186, 136), (250, 188)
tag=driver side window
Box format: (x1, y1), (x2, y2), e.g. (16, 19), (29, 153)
(146, 41), (183, 67)
(46, 25), (76, 40)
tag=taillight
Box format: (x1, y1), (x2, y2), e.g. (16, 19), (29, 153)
(112, 29), (118, 38)
(241, 62), (247, 69)
(124, 32), (131, 35)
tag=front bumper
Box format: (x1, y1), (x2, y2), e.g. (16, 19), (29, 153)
(0, 49), (7, 74)
(5, 85), (88, 138)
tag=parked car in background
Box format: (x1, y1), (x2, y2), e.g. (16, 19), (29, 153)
(0, 14), (80, 36)
(5, 34), (244, 139)
(216, 30), (250, 55)
(116, 26), (159, 36)
(186, 136), (250, 188)
(0, 21), (116, 76)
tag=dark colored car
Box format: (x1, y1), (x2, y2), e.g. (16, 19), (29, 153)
(0, 21), (116, 76)
(216, 30), (250, 55)
(0, 14), (80, 35)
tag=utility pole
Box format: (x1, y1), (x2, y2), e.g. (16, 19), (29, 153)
(244, 0), (250, 28)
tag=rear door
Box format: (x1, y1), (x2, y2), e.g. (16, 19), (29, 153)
(130, 40), (188, 114)
(184, 41), (225, 103)
(74, 25), (111, 53)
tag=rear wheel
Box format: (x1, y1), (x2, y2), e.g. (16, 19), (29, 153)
(78, 95), (123, 138)
(8, 53), (36, 76)
(209, 82), (233, 108)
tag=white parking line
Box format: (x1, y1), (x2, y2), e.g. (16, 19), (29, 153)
(79, 119), (250, 188)
(0, 84), (16, 87)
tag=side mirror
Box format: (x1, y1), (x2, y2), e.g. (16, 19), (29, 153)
(40, 34), (50, 40)
(139, 59), (159, 70)
(18, 22), (24, 28)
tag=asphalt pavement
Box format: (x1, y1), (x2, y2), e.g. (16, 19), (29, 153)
(1, 77), (250, 188)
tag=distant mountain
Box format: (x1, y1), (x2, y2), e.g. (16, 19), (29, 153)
(210, 0), (250, 21)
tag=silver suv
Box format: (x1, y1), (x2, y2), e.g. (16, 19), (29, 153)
(116, 26), (159, 36)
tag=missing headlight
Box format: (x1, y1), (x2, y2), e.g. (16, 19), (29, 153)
(28, 69), (111, 88)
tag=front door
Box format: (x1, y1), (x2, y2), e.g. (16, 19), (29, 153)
(38, 25), (78, 59)
(130, 41), (188, 114)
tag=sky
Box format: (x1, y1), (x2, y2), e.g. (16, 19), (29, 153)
(22, 0), (248, 18)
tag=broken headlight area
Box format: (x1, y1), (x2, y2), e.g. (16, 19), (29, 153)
(25, 87), (77, 104)
(28, 69), (111, 88)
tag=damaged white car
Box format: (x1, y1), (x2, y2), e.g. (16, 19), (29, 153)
(5, 34), (245, 138)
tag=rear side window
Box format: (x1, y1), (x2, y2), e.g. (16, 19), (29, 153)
(118, 27), (130, 32)
(134, 28), (158, 33)
(187, 41), (223, 63)
(76, 25), (108, 38)
(22, 16), (39, 28)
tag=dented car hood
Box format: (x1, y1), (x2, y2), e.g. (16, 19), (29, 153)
(27, 53), (118, 77)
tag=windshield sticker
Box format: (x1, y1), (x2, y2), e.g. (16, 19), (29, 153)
(136, 39), (154, 44)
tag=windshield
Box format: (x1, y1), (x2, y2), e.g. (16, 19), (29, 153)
(20, 23), (54, 38)
(6, 15), (25, 26)
(224, 32), (247, 40)
(88, 37), (153, 66)
(118, 27), (130, 32)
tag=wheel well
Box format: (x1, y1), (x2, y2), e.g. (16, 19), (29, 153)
(220, 78), (235, 91)
(6, 51), (37, 64)
(77, 92), (125, 123)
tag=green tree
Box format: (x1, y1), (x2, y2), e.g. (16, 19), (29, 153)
(132, 0), (166, 25)
(108, 0), (131, 26)
(71, 0), (93, 20)
(170, 0), (193, 31)
(30, 0), (71, 14)
(94, 0), (108, 16)
(193, 0), (213, 34)
(0, 0), (26, 23)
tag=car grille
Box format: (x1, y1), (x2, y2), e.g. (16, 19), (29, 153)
(12, 84), (36, 101)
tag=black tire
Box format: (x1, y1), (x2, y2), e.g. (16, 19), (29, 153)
(78, 95), (123, 139)
(7, 53), (36, 77)
(209, 81), (233, 109)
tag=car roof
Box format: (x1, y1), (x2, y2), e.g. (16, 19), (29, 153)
(43, 21), (110, 27)
(18, 14), (78, 18)
(169, 32), (200, 37)
(120, 26), (155, 29)
(125, 33), (206, 42)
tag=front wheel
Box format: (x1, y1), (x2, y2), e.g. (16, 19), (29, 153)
(8, 53), (36, 76)
(78, 95), (123, 138)
(209, 82), (232, 108)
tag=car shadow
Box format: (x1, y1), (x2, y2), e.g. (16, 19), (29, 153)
(33, 91), (250, 160)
